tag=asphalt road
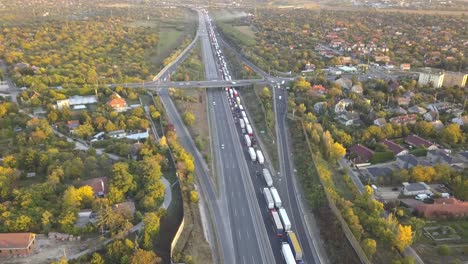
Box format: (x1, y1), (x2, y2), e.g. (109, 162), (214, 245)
(200, 10), (277, 264)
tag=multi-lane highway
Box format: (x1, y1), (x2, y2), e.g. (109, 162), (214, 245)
(107, 79), (266, 89)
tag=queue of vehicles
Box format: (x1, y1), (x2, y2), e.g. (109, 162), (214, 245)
(202, 9), (304, 264)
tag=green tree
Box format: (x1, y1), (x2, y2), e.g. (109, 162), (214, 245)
(90, 253), (105, 264)
(130, 249), (161, 264)
(362, 238), (377, 257)
(183, 111), (195, 127)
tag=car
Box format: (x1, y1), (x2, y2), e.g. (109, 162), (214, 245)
(221, 144), (225, 149)
(279, 96), (282, 100)
(213, 101), (216, 106)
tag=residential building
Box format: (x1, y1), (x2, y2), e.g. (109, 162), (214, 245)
(417, 67), (445, 88)
(426, 102), (452, 113)
(113, 201), (136, 219)
(427, 149), (465, 167)
(430, 120), (445, 131)
(81, 177), (108, 198)
(402, 182), (432, 196)
(397, 97), (411, 107)
(397, 154), (420, 169)
(374, 55), (390, 63)
(451, 116), (468, 126)
(108, 130), (127, 139)
(313, 102), (327, 113)
(442, 72), (467, 87)
(56, 95), (97, 109)
(0, 233), (36, 257)
(67, 120), (80, 132)
(389, 114), (417, 125)
(107, 93), (127, 112)
(309, 85), (327, 96)
(334, 99), (353, 113)
(366, 167), (393, 180)
(381, 139), (408, 156)
(408, 105), (427, 115)
(126, 130), (149, 140)
(405, 135), (438, 150)
(415, 198), (468, 219)
(351, 84), (363, 94)
(349, 144), (374, 164)
(373, 118), (387, 127)
(334, 77), (352, 90)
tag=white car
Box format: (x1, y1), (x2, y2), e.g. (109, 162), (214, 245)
(221, 144), (225, 149)
(213, 101), (216, 106)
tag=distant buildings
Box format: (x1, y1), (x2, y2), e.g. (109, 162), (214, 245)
(56, 95), (97, 110)
(415, 198), (468, 219)
(107, 93), (127, 112)
(389, 114), (417, 125)
(442, 72), (467, 88)
(418, 68), (445, 88)
(349, 144), (374, 164)
(402, 182), (431, 196)
(400, 63), (411, 71)
(381, 139), (408, 156)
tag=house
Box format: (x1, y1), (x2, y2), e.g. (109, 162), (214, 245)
(107, 93), (127, 112)
(423, 112), (438, 122)
(374, 55), (390, 63)
(442, 72), (467, 87)
(113, 201), (136, 219)
(408, 105), (427, 115)
(81, 177), (108, 198)
(415, 198), (468, 219)
(351, 84), (363, 94)
(397, 154), (420, 169)
(56, 95), (97, 109)
(430, 120), (445, 131)
(366, 167), (393, 180)
(67, 120), (80, 131)
(389, 114), (417, 125)
(314, 102), (327, 113)
(404, 135), (438, 150)
(427, 149), (465, 167)
(397, 97), (411, 107)
(0, 233), (36, 257)
(402, 182), (432, 196)
(75, 209), (94, 228)
(108, 130), (127, 139)
(334, 99), (353, 113)
(309, 85), (327, 96)
(418, 67), (444, 88)
(126, 130), (149, 140)
(349, 144), (374, 164)
(381, 139), (408, 156)
(334, 77), (352, 90)
(451, 116), (468, 126)
(373, 118), (387, 127)
(426, 102), (452, 113)
(336, 111), (360, 126)
(390, 107), (408, 115)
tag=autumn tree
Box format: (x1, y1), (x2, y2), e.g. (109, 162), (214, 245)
(440, 124), (464, 146)
(394, 224), (413, 251)
(362, 238), (377, 257)
(130, 249), (161, 264)
(183, 111), (195, 127)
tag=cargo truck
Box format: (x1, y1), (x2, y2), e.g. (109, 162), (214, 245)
(256, 149), (265, 164)
(281, 243), (296, 264)
(229, 89), (233, 98)
(243, 117), (250, 125)
(263, 188), (274, 209)
(246, 124), (253, 136)
(244, 135), (252, 147)
(239, 119), (245, 129)
(270, 187), (282, 208)
(262, 168), (273, 187)
(241, 111), (247, 119)
(287, 231), (303, 261)
(271, 210), (284, 237)
(279, 208), (291, 232)
(236, 97), (241, 105)
(248, 147), (256, 162)
(239, 105), (244, 111)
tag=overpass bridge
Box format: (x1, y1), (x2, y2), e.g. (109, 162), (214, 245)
(107, 78), (267, 89)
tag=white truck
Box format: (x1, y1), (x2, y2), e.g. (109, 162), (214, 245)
(262, 168), (273, 187)
(248, 147), (257, 162)
(243, 117), (250, 125)
(229, 89), (234, 98)
(263, 188), (274, 209)
(246, 124), (253, 136)
(244, 134), (252, 147)
(256, 149), (265, 164)
(241, 111), (247, 119)
(279, 208), (291, 232)
(239, 119), (245, 129)
(239, 104), (244, 111)
(281, 243), (296, 264)
(271, 210), (284, 237)
(270, 187), (282, 208)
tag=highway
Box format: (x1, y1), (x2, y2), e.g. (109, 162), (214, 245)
(200, 9), (276, 264)
(107, 79), (266, 89)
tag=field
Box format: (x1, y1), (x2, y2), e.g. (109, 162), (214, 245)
(213, 10), (256, 47)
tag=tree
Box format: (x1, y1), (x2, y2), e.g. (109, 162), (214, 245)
(261, 87), (271, 100)
(437, 244), (451, 256)
(130, 249), (161, 264)
(297, 103), (306, 116)
(183, 111), (195, 127)
(414, 121), (435, 138)
(108, 162), (135, 203)
(190, 190), (199, 203)
(90, 253), (105, 264)
(293, 77), (310, 92)
(330, 142), (346, 163)
(362, 238), (377, 257)
(74, 122), (95, 138)
(394, 224), (413, 251)
(440, 124), (464, 146)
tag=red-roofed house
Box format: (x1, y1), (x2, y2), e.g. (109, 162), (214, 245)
(415, 198), (468, 219)
(381, 139), (408, 156)
(349, 144), (374, 164)
(389, 114), (417, 125)
(405, 135), (438, 150)
(0, 233), (36, 257)
(67, 120), (80, 131)
(107, 93), (127, 112)
(81, 177), (109, 198)
(308, 85), (327, 96)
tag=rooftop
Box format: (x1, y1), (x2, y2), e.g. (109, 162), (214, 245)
(405, 134), (435, 148)
(381, 139), (407, 155)
(403, 182), (430, 192)
(0, 233), (35, 249)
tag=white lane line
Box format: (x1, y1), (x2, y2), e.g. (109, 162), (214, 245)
(234, 208), (238, 217)
(238, 230), (241, 239)
(243, 256), (246, 264)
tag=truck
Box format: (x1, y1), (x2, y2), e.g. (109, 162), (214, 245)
(246, 124), (253, 136)
(239, 104), (244, 111)
(248, 147), (257, 162)
(241, 111), (247, 119)
(287, 231), (303, 261)
(262, 168), (273, 187)
(244, 134), (252, 147)
(243, 117), (250, 125)
(233, 89), (238, 97)
(271, 210), (284, 237)
(270, 187), (282, 208)
(279, 208), (291, 232)
(236, 97), (241, 105)
(239, 119), (245, 129)
(281, 242), (296, 264)
(256, 149), (265, 164)
(229, 89), (233, 98)
(263, 188), (274, 209)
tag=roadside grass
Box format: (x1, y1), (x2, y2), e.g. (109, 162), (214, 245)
(239, 84), (279, 171)
(331, 169), (355, 201)
(171, 42), (205, 82)
(213, 10), (256, 47)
